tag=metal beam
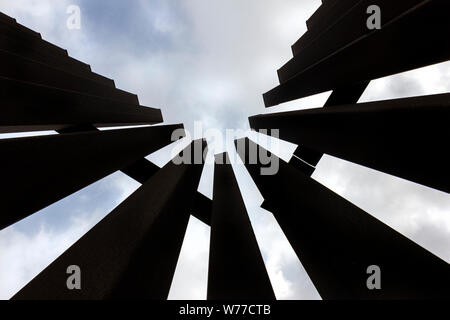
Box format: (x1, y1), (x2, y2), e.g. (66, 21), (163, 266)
(56, 125), (160, 185)
(292, 81), (369, 170)
(57, 125), (212, 225)
(293, 0), (355, 56)
(0, 76), (162, 133)
(0, 124), (184, 230)
(120, 158), (160, 184)
(207, 153), (275, 300)
(0, 33), (97, 77)
(264, 0), (450, 106)
(250, 93), (450, 193)
(0, 49), (138, 104)
(289, 0), (422, 65)
(0, 21), (67, 57)
(235, 138), (450, 299)
(12, 140), (207, 299)
(305, 0), (353, 32)
(0, 12), (42, 39)
(192, 192), (212, 226)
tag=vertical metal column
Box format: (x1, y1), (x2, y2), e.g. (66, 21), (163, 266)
(207, 153), (275, 300)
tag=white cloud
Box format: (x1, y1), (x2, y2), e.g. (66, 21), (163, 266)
(0, 208), (105, 299)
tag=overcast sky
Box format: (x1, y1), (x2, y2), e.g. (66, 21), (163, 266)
(0, 0), (449, 300)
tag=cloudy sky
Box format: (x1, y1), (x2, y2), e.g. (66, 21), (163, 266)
(0, 0), (449, 300)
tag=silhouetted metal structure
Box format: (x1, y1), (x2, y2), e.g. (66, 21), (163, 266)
(248, 0), (450, 299)
(208, 153), (275, 300)
(0, 11), (212, 299)
(2, 0), (450, 300)
(235, 138), (450, 299)
(13, 141), (208, 299)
